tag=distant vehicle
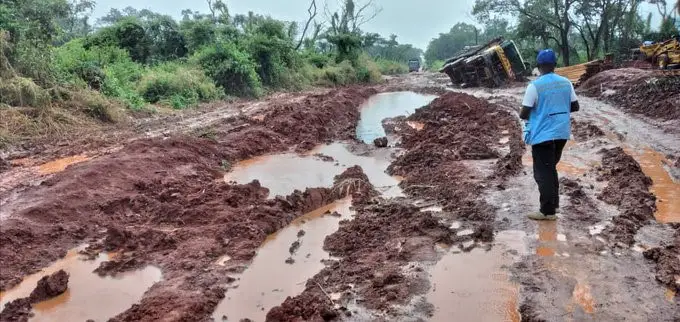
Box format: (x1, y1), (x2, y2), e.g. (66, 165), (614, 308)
(408, 59), (421, 72)
(439, 37), (530, 88)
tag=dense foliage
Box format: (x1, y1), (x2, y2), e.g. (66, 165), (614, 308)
(0, 0), (416, 116)
(426, 0), (679, 68)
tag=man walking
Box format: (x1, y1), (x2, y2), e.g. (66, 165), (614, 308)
(520, 49), (580, 221)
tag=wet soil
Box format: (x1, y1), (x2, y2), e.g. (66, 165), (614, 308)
(0, 87), (377, 321)
(3, 72), (680, 321)
(579, 68), (680, 123)
(597, 147), (657, 245)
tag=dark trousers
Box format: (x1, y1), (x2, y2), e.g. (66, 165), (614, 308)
(532, 139), (567, 215)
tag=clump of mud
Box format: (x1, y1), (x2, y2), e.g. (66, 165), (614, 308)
(597, 147), (656, 245)
(0, 270), (69, 322)
(643, 225), (680, 292)
(373, 137), (388, 148)
(559, 178), (599, 224)
(29, 270), (69, 302)
(571, 120), (605, 141)
(0, 156), (10, 173)
(580, 69), (680, 122)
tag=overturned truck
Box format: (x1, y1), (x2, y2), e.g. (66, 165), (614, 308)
(439, 37), (530, 88)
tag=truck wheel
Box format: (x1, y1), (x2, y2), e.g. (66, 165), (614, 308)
(658, 54), (669, 70)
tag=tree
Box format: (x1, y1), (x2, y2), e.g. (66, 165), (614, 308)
(474, 0), (577, 65)
(324, 0), (382, 63)
(296, 0), (318, 50)
(424, 22), (479, 63)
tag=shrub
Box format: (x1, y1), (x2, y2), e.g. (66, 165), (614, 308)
(138, 62), (222, 109)
(376, 59), (408, 75)
(354, 54), (383, 84)
(191, 42), (263, 97)
(0, 77), (51, 107)
(65, 89), (125, 123)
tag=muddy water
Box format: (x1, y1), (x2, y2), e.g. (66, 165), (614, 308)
(356, 92), (437, 143)
(427, 231), (526, 322)
(626, 148), (680, 223)
(225, 143), (403, 198)
(37, 155), (90, 174)
(0, 246), (162, 321)
(212, 199), (352, 321)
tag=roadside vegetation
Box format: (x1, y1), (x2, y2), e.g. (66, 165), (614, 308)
(0, 0), (418, 147)
(425, 0), (679, 69)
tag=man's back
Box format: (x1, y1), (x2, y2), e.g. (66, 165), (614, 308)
(522, 73), (576, 145)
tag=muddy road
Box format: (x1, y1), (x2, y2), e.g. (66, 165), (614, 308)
(1, 71), (679, 321)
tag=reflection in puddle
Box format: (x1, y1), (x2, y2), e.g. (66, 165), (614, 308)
(212, 199), (352, 321)
(225, 143), (402, 198)
(0, 246), (162, 321)
(38, 155), (90, 174)
(428, 231), (524, 322)
(356, 92), (437, 143)
(626, 148), (680, 223)
(572, 282), (595, 314)
(536, 221), (558, 257)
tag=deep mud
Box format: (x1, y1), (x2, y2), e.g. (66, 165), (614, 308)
(596, 147), (657, 245)
(0, 87), (377, 321)
(580, 68), (680, 122)
(0, 270), (69, 322)
(571, 119), (605, 141)
(266, 91), (523, 320)
(643, 225), (680, 292)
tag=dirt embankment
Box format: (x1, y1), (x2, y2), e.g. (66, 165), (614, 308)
(579, 68), (680, 122)
(266, 92), (522, 321)
(596, 147), (656, 245)
(643, 224), (680, 292)
(0, 87), (377, 321)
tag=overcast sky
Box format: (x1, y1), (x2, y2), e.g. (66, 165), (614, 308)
(92, 0), (675, 51)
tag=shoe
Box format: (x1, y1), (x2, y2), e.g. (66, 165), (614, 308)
(527, 212), (558, 221)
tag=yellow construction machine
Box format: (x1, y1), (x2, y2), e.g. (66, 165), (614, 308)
(631, 36), (680, 69)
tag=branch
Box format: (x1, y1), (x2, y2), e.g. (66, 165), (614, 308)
(296, 0), (318, 50)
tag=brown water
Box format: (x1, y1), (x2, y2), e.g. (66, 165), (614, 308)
(38, 155), (90, 175)
(626, 148), (680, 223)
(356, 92), (437, 143)
(0, 246), (162, 321)
(225, 143), (403, 198)
(211, 199), (352, 321)
(427, 231), (525, 322)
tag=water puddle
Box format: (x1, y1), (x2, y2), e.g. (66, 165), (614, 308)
(38, 155), (90, 175)
(0, 246), (162, 321)
(626, 148), (680, 223)
(356, 92), (437, 143)
(225, 143), (402, 198)
(212, 199), (353, 321)
(536, 221), (558, 257)
(427, 231), (525, 322)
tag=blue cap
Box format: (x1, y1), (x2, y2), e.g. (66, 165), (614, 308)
(536, 49), (557, 65)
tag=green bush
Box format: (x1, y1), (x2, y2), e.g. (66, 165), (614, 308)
(138, 62), (222, 109)
(428, 60), (445, 71)
(376, 59), (408, 75)
(355, 54), (383, 84)
(191, 42), (263, 97)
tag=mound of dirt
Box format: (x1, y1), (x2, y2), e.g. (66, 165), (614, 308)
(571, 120), (605, 141)
(579, 68), (680, 121)
(597, 147), (656, 245)
(388, 92), (518, 215)
(29, 270), (69, 302)
(643, 226), (680, 292)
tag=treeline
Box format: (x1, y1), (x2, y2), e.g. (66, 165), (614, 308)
(0, 0), (420, 116)
(426, 0), (680, 68)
